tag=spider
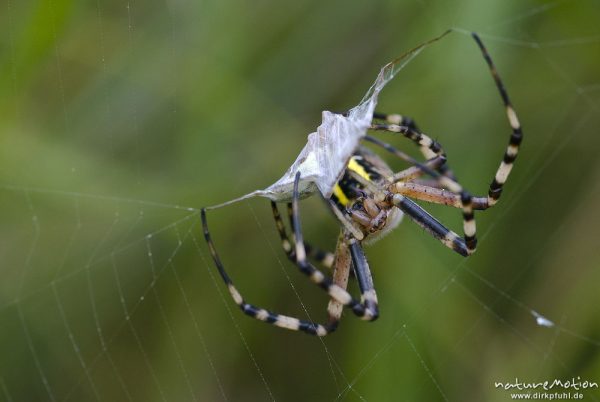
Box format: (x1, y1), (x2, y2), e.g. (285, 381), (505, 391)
(201, 33), (522, 336)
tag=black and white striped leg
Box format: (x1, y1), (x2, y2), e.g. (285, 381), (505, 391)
(307, 245), (336, 270)
(289, 172), (378, 320)
(371, 115), (456, 179)
(471, 32), (523, 206)
(372, 112), (420, 131)
(201, 208), (337, 335)
(366, 135), (478, 255)
(371, 121), (444, 162)
(388, 193), (470, 257)
(200, 172), (376, 335)
(287, 203), (338, 268)
(348, 239), (379, 320)
(387, 33), (524, 255)
(271, 202), (335, 269)
(387, 33), (523, 253)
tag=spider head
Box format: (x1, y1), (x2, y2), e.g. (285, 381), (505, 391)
(348, 196), (389, 234)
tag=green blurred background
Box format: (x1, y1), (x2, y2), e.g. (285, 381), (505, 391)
(1, 0), (600, 401)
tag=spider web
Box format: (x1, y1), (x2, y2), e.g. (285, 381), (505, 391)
(1, 0), (600, 401)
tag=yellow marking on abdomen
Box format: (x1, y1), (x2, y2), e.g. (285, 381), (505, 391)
(347, 158), (370, 181)
(333, 184), (350, 206)
(333, 157), (372, 207)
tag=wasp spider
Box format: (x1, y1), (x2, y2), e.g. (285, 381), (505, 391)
(201, 33), (522, 336)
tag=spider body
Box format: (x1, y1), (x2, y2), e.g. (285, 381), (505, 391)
(332, 148), (403, 244)
(201, 33), (523, 336)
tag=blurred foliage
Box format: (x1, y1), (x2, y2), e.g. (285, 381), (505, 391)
(1, 0), (600, 401)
